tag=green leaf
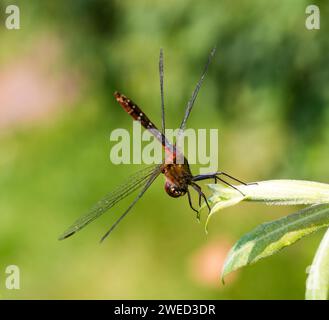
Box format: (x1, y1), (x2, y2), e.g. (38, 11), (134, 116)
(221, 204), (329, 281)
(206, 180), (329, 232)
(305, 227), (329, 300)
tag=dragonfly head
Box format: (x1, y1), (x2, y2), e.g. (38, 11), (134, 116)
(165, 181), (186, 198)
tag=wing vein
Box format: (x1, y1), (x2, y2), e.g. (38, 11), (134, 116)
(59, 164), (160, 240)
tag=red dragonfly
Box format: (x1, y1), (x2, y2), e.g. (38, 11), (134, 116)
(59, 48), (247, 242)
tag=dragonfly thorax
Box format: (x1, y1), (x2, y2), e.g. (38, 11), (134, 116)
(161, 162), (192, 198)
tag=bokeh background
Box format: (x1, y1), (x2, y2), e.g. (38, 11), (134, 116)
(0, 0), (328, 299)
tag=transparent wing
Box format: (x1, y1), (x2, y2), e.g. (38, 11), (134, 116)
(59, 164), (161, 240)
(178, 47), (216, 134)
(100, 165), (162, 242)
(159, 48), (165, 139)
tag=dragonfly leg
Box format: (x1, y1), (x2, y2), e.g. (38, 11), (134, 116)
(187, 189), (200, 221)
(191, 183), (211, 213)
(215, 177), (246, 196)
(192, 171), (257, 196)
(187, 189), (198, 213)
(215, 172), (258, 186)
(193, 171), (253, 185)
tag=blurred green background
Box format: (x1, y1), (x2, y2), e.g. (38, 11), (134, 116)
(0, 0), (328, 299)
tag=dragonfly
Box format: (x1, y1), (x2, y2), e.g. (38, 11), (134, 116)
(59, 47), (248, 242)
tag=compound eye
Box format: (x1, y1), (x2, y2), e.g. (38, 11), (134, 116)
(165, 182), (181, 198)
(171, 187), (180, 196)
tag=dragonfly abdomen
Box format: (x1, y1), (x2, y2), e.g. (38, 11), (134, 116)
(114, 92), (157, 130)
(114, 91), (175, 153)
